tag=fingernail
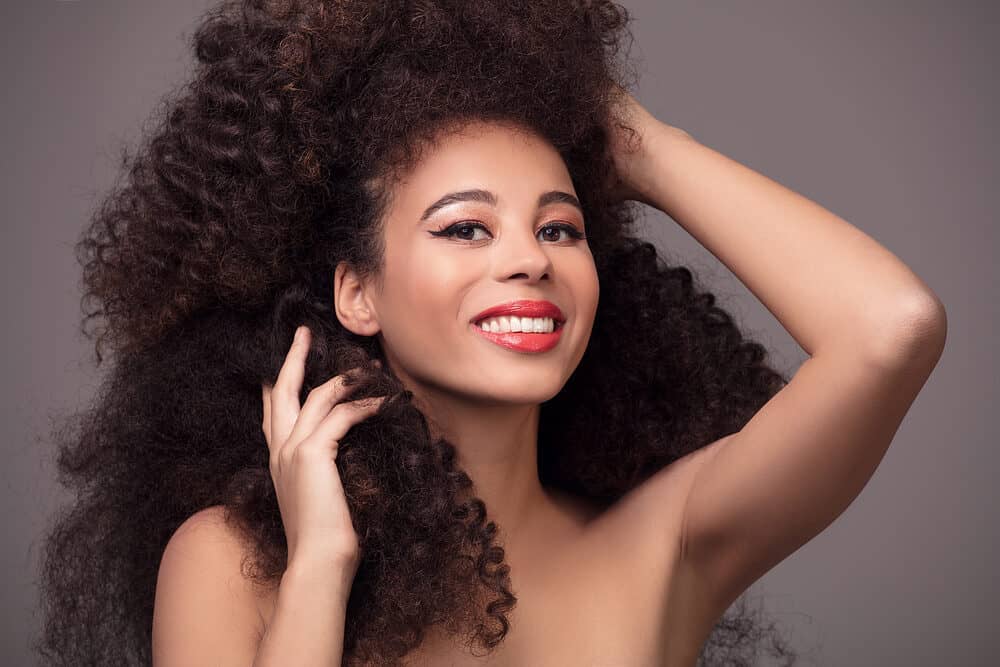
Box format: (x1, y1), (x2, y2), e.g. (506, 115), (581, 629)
(295, 325), (305, 342)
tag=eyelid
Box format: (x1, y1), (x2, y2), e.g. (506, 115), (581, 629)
(452, 219), (584, 232)
(430, 219), (586, 241)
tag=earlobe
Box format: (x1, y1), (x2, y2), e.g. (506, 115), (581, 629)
(333, 262), (381, 336)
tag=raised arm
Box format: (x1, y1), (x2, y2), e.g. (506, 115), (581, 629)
(608, 92), (947, 617)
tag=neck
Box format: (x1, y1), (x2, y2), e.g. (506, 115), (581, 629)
(408, 388), (553, 545)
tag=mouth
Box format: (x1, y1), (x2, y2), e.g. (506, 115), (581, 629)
(471, 315), (566, 333)
(469, 299), (566, 332)
(469, 317), (565, 353)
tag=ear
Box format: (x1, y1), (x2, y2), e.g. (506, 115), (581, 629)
(333, 261), (381, 336)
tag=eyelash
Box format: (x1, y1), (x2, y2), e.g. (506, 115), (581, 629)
(429, 221), (586, 243)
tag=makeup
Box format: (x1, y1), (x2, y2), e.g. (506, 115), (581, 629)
(470, 321), (564, 353)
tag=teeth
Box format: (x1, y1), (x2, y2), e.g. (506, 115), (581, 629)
(477, 316), (555, 333)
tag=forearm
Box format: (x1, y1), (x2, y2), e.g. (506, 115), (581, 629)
(639, 127), (943, 358)
(253, 560), (355, 667)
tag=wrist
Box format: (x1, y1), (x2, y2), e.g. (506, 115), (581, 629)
(284, 554), (358, 598)
(625, 123), (696, 209)
(636, 124), (699, 213)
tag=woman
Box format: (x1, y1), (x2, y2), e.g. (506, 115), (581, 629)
(35, 0), (947, 665)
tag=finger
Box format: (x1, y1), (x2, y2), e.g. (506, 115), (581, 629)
(272, 325), (310, 449)
(282, 368), (365, 455)
(262, 383), (272, 448)
(288, 399), (385, 470)
(295, 396), (386, 457)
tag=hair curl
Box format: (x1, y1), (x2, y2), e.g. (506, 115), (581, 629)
(35, 0), (799, 664)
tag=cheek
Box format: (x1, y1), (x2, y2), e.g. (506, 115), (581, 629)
(379, 248), (473, 342)
(401, 253), (470, 314)
(574, 255), (601, 320)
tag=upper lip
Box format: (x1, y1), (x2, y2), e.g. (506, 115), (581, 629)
(471, 299), (566, 324)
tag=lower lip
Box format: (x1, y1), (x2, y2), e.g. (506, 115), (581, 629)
(470, 321), (564, 353)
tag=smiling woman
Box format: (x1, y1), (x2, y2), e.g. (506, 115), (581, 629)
(36, 1), (814, 665)
(342, 122), (602, 412)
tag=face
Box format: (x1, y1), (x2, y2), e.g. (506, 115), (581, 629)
(341, 121), (599, 408)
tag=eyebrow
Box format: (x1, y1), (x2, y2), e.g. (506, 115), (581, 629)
(418, 188), (583, 222)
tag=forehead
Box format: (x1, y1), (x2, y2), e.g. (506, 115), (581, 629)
(387, 122), (574, 215)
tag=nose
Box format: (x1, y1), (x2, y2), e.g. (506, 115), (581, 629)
(492, 225), (553, 283)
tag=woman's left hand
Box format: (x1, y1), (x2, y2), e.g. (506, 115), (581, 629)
(603, 84), (692, 207)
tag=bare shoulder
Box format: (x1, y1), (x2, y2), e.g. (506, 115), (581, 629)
(587, 438), (732, 557)
(153, 505), (274, 665)
(578, 436), (737, 604)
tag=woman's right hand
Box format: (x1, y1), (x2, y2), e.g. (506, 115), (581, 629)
(262, 325), (384, 575)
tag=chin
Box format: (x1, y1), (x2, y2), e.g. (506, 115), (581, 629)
(467, 378), (566, 406)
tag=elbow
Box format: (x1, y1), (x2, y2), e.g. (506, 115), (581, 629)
(863, 290), (948, 370)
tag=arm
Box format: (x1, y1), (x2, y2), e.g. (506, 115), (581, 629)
(632, 126), (947, 614)
(253, 559), (353, 667)
(633, 127), (945, 358)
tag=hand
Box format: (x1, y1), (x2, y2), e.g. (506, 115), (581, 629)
(262, 325), (385, 573)
(604, 83), (692, 207)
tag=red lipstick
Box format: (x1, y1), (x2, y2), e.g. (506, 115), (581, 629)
(469, 299), (566, 354)
(470, 299), (565, 324)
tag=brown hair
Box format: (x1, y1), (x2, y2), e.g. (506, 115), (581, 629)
(36, 1), (797, 664)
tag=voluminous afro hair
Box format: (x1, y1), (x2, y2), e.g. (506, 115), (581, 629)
(35, 0), (799, 664)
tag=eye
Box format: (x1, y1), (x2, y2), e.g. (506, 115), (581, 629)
(538, 223), (586, 243)
(429, 221), (491, 242)
(429, 221), (586, 243)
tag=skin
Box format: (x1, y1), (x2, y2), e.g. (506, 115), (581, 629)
(246, 89), (945, 664)
(333, 121), (602, 563)
(245, 122), (608, 665)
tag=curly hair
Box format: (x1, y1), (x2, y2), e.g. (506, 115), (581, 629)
(34, 0), (800, 664)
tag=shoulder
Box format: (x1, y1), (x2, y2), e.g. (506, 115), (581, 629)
(166, 504), (235, 543)
(580, 439), (733, 599)
(153, 505), (274, 664)
(589, 441), (726, 556)
(159, 506), (252, 578)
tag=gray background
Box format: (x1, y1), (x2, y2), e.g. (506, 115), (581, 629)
(4, 1), (995, 665)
